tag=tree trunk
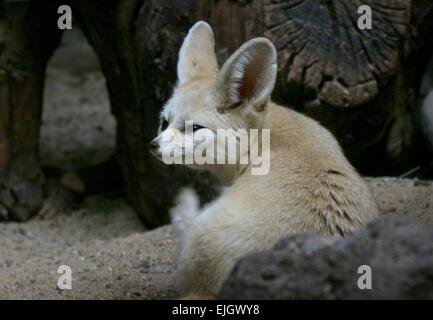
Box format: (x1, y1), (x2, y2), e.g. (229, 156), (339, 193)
(0, 1), (61, 221)
(3, 0), (431, 225)
(67, 0), (433, 227)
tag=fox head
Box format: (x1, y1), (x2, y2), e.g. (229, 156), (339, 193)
(150, 21), (277, 178)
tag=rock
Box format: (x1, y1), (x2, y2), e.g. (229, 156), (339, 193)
(219, 217), (433, 299)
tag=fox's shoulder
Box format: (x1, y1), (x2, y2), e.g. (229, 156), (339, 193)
(265, 102), (340, 152)
(265, 102), (321, 131)
(264, 103), (302, 145)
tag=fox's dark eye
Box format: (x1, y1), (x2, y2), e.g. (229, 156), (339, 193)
(160, 119), (169, 131)
(192, 124), (205, 131)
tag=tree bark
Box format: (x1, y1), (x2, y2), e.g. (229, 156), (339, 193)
(68, 0), (433, 227)
(0, 1), (61, 221)
(4, 1), (431, 225)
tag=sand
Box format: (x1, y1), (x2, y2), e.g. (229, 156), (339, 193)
(1, 177), (433, 299)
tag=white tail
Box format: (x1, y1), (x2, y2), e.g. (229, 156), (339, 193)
(170, 188), (200, 240)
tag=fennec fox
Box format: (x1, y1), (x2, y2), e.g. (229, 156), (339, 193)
(150, 21), (379, 295)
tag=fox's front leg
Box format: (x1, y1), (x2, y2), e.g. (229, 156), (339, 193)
(171, 190), (246, 295)
(175, 227), (227, 295)
(175, 202), (245, 295)
(170, 189), (219, 294)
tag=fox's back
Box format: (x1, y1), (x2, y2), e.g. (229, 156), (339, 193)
(228, 103), (378, 237)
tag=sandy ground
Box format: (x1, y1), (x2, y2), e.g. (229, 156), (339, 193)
(0, 196), (177, 299)
(0, 177), (433, 299)
(1, 29), (433, 299)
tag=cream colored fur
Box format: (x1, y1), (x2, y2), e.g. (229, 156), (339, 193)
(150, 21), (379, 295)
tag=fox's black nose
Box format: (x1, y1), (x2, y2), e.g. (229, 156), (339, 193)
(150, 139), (159, 151)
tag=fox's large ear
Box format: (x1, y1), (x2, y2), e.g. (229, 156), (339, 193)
(215, 38), (277, 111)
(177, 21), (219, 85)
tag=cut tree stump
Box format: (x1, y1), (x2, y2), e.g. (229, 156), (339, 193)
(66, 0), (433, 227)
